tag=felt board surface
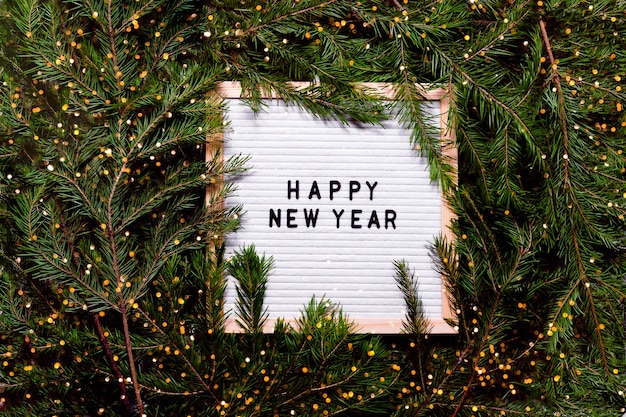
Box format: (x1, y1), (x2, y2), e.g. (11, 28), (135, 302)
(221, 91), (452, 333)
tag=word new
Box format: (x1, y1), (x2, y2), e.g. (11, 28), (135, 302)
(268, 180), (397, 229)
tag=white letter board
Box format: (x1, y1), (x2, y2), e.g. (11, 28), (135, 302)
(218, 82), (455, 333)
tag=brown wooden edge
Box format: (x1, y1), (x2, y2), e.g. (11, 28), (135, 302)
(208, 81), (457, 334)
(438, 87), (457, 334)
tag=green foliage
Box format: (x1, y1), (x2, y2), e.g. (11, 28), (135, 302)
(394, 260), (431, 337)
(227, 245), (272, 335)
(0, 0), (625, 416)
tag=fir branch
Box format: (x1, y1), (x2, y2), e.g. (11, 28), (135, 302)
(135, 305), (219, 401)
(104, 149), (145, 413)
(118, 294), (144, 415)
(575, 236), (609, 374)
(92, 313), (132, 411)
(117, 175), (208, 231)
(539, 16), (613, 375)
(464, 8), (531, 62)
(137, 385), (205, 396)
(115, 0), (161, 36)
(22, 9), (109, 105)
(538, 18), (569, 161)
(276, 351), (358, 408)
(393, 260), (431, 336)
(250, 327), (311, 413)
(457, 127), (489, 193)
(17, 192), (118, 311)
(52, 172), (103, 224)
(105, 0), (123, 99)
(227, 245), (271, 334)
(132, 208), (214, 300)
(439, 46), (537, 147)
(498, 125), (525, 207)
(451, 293), (505, 417)
(244, 0), (341, 35)
(459, 187), (504, 276)
(149, 25), (199, 76)
(395, 41), (455, 189)
(409, 345), (475, 416)
(60, 187), (131, 413)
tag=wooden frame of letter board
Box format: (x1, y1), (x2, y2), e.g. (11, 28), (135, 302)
(208, 81), (456, 334)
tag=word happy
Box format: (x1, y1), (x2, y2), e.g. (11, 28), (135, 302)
(268, 180), (397, 229)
